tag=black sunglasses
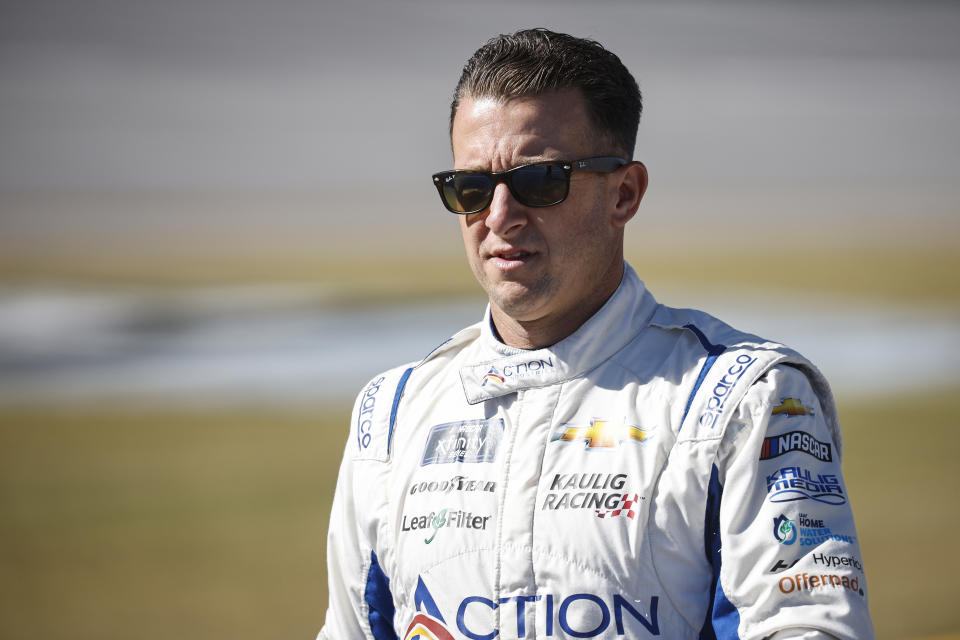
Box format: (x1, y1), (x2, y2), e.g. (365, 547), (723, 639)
(431, 156), (627, 215)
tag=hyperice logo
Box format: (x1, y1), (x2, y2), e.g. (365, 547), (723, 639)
(551, 419), (648, 449)
(772, 512), (856, 547)
(766, 466), (846, 505)
(774, 514), (798, 545)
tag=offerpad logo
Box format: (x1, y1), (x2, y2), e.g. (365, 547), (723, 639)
(778, 572), (864, 597)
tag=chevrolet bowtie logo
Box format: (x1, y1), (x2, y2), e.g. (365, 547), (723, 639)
(772, 398), (815, 417)
(552, 419), (647, 449)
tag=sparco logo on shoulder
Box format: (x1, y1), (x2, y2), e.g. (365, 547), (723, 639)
(356, 375), (385, 450)
(698, 354), (757, 429)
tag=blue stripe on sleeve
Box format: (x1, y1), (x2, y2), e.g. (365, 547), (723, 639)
(680, 324), (727, 429)
(387, 367), (414, 455)
(365, 551), (397, 640)
(699, 465), (742, 640)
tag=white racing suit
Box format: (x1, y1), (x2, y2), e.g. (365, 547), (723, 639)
(319, 264), (873, 640)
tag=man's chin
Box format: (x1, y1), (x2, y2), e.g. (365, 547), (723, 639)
(487, 280), (552, 320)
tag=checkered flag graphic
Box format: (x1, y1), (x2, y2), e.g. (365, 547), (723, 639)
(596, 493), (640, 519)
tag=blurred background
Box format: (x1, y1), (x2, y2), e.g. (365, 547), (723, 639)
(1, 0), (958, 637)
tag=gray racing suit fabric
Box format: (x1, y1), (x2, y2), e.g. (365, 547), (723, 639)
(318, 264), (873, 640)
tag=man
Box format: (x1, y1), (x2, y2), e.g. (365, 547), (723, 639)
(319, 29), (873, 640)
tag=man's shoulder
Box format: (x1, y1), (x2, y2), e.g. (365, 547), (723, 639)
(648, 303), (773, 353)
(346, 319), (485, 461)
(610, 301), (789, 382)
(642, 300), (838, 441)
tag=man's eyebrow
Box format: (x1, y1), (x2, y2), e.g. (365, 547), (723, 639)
(456, 156), (561, 171)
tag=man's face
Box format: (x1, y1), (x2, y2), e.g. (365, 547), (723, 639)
(451, 89), (631, 344)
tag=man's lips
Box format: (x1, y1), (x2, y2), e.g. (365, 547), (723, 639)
(486, 248), (537, 270)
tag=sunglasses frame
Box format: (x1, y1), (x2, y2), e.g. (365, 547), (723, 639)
(431, 156), (627, 215)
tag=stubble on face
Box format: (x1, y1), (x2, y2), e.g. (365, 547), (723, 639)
(475, 185), (614, 322)
(452, 90), (627, 348)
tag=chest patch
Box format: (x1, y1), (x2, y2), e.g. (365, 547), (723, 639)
(420, 418), (505, 466)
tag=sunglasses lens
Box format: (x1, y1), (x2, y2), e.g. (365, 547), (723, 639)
(511, 164), (568, 206)
(441, 174), (492, 213)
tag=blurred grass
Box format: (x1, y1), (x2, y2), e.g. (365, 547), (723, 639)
(0, 391), (957, 639)
(0, 405), (347, 639)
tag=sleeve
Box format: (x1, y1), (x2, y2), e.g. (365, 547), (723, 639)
(317, 370), (409, 640)
(317, 435), (375, 640)
(709, 364), (874, 640)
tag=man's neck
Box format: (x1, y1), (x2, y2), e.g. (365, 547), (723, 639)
(490, 265), (625, 350)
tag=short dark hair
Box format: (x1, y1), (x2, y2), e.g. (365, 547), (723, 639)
(450, 28), (641, 158)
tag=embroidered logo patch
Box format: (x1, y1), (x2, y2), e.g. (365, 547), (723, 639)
(420, 419), (504, 466)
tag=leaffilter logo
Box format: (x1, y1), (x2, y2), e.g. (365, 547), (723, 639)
(774, 514), (797, 545)
(424, 509), (447, 544)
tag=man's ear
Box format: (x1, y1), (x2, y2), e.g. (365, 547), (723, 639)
(609, 161), (648, 228)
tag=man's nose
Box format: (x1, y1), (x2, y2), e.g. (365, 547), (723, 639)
(484, 182), (527, 235)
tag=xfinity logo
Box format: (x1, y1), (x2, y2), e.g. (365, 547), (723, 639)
(420, 419), (504, 466)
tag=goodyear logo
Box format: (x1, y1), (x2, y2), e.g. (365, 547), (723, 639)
(551, 419), (647, 449)
(772, 398), (814, 417)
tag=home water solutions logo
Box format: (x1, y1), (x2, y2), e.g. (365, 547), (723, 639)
(773, 513), (856, 547)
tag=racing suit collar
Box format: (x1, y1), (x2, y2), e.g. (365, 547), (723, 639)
(459, 263), (658, 404)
